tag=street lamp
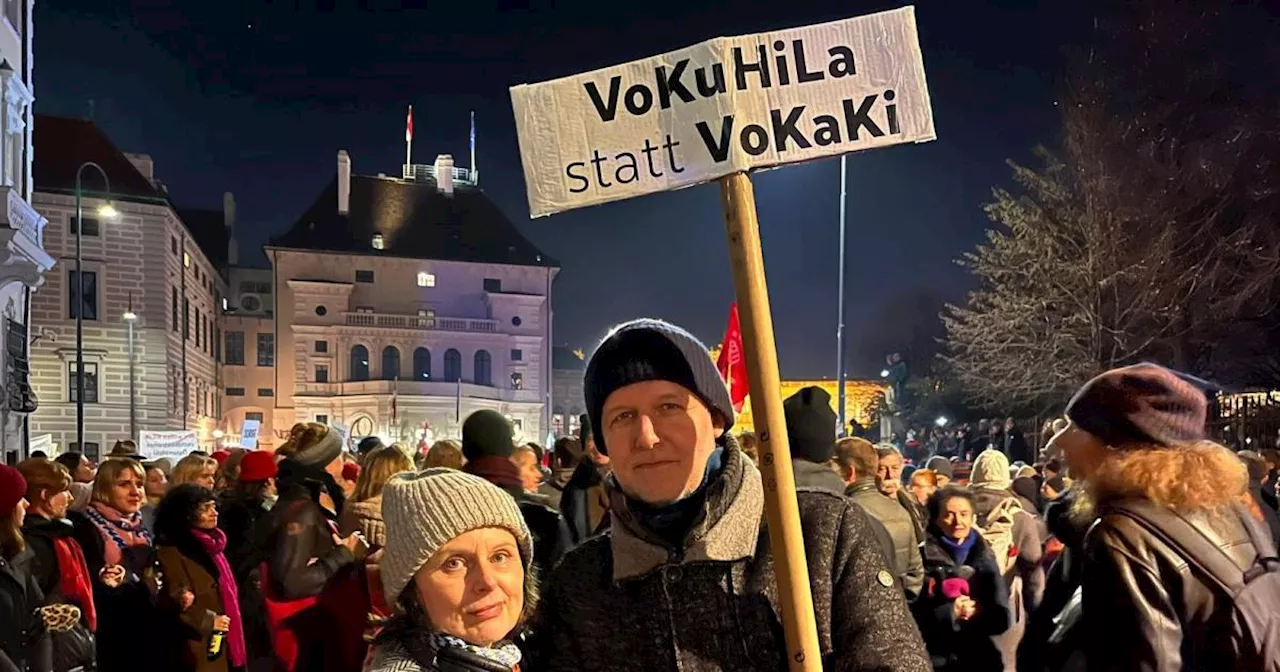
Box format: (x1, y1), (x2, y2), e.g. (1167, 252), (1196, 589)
(123, 293), (138, 441)
(935, 416), (949, 428)
(75, 162), (118, 454)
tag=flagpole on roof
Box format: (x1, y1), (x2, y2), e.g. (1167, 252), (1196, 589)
(405, 105), (414, 168)
(469, 110), (478, 185)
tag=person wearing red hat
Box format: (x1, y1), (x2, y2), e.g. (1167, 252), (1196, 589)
(0, 463), (52, 672)
(215, 450), (280, 667)
(340, 461), (361, 500)
(210, 450), (232, 467)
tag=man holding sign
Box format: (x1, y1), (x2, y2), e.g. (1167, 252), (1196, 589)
(529, 320), (928, 671)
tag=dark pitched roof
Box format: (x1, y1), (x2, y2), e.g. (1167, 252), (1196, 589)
(33, 115), (164, 202)
(269, 175), (557, 267)
(175, 207), (230, 271)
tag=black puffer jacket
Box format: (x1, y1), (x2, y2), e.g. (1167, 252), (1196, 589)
(0, 546), (52, 672)
(529, 440), (931, 671)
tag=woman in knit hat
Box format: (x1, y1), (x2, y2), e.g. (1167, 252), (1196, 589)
(1022, 363), (1275, 672)
(368, 468), (535, 672)
(0, 463), (52, 672)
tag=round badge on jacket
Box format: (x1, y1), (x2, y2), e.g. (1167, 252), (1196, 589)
(876, 570), (894, 587)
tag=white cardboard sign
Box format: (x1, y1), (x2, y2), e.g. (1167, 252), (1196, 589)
(139, 430), (200, 463)
(240, 419), (261, 450)
(511, 6), (935, 217)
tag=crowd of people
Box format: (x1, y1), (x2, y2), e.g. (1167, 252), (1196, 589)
(1, 319), (1278, 671)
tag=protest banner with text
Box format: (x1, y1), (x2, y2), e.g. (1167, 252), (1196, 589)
(511, 6), (934, 217)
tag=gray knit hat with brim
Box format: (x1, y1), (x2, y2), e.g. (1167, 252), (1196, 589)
(380, 468), (533, 605)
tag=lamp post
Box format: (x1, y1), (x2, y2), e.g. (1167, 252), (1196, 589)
(123, 292), (137, 441)
(74, 162), (118, 454)
(835, 156), (849, 435)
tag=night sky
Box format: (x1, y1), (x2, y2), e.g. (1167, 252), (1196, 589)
(37, 0), (1090, 379)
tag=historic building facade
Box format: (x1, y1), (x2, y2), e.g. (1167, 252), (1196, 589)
(220, 150), (558, 448)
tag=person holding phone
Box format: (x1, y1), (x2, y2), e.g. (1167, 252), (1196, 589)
(154, 484), (246, 672)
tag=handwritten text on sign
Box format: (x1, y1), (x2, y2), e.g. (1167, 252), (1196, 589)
(511, 6), (935, 217)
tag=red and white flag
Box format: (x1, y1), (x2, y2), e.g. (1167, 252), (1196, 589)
(406, 105), (414, 143)
(716, 302), (749, 413)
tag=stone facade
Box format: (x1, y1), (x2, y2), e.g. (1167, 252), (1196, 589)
(29, 176), (227, 461)
(0, 0), (50, 463)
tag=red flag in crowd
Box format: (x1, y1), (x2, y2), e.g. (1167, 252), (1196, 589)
(716, 302), (749, 412)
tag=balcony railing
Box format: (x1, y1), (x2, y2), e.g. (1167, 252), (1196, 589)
(295, 379), (539, 403)
(342, 311), (497, 333)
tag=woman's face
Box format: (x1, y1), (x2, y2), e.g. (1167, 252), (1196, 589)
(415, 527), (524, 648)
(937, 495), (975, 542)
(145, 468), (169, 498)
(192, 500), (218, 530)
(39, 487), (71, 519)
(108, 469), (145, 514)
(195, 467), (216, 490)
(908, 475), (936, 506)
(11, 498), (28, 529)
(74, 457), (96, 483)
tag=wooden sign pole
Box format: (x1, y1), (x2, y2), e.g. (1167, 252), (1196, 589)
(719, 171), (822, 671)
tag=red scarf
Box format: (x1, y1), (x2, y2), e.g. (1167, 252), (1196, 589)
(464, 457), (525, 490)
(52, 536), (97, 631)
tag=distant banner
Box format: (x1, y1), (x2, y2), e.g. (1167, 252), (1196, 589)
(139, 430), (200, 463)
(511, 6), (935, 217)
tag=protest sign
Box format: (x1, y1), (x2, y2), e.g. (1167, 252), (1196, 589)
(139, 430), (200, 463)
(511, 8), (934, 669)
(511, 6), (934, 217)
(241, 419), (261, 450)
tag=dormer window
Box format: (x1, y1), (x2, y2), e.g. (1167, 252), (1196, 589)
(417, 272), (435, 288)
(372, 233), (385, 250)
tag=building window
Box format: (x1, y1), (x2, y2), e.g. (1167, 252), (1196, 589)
(68, 362), (98, 403)
(183, 251), (191, 268)
(225, 332), (244, 365)
(195, 312), (202, 349)
(257, 334), (274, 366)
(215, 327), (221, 362)
(67, 270), (97, 320)
(355, 270), (375, 283)
(511, 372), (523, 390)
(70, 442), (101, 463)
(371, 234), (384, 250)
(315, 305), (327, 316)
(172, 288), (179, 332)
(183, 298), (190, 340)
(315, 340), (328, 353)
(171, 236), (178, 255)
(226, 387), (245, 396)
(70, 216), (100, 236)
(511, 349), (523, 362)
(382, 346), (400, 380)
(350, 345), (369, 381)
(315, 365), (329, 383)
(474, 350), (492, 386)
(511, 316), (522, 327)
(443, 349), (461, 382)
(413, 347), (431, 380)
(316, 414), (329, 424)
(245, 411), (264, 423)
(417, 272), (435, 287)
(483, 278), (501, 292)
(258, 388), (274, 397)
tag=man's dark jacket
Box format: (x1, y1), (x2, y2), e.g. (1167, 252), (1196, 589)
(528, 439), (931, 671)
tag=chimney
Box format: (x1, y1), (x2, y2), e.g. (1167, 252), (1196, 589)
(337, 150), (351, 214)
(434, 154), (454, 195)
(124, 152), (155, 186)
(224, 191), (239, 267)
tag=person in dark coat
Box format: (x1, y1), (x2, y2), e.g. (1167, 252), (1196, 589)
(529, 319), (930, 671)
(1, 464), (52, 672)
(461, 410), (574, 576)
(155, 484), (247, 672)
(260, 424), (369, 672)
(217, 451), (278, 581)
(558, 415), (612, 543)
(912, 487), (1011, 671)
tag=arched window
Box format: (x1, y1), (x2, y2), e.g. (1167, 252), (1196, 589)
(349, 345), (369, 381)
(381, 346), (401, 380)
(474, 350), (492, 386)
(413, 347), (431, 380)
(443, 349), (462, 382)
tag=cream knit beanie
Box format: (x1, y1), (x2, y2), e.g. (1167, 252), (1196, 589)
(971, 448), (1012, 489)
(380, 468), (533, 605)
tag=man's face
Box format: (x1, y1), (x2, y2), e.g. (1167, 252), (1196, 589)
(601, 380), (724, 505)
(75, 457), (96, 484)
(877, 452), (903, 497)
